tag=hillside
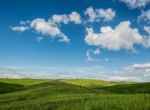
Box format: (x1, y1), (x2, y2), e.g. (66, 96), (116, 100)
(0, 79), (150, 110)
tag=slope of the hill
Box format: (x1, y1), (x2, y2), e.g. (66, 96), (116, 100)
(0, 79), (150, 110)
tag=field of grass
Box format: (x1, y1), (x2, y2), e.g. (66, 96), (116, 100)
(0, 78), (150, 110)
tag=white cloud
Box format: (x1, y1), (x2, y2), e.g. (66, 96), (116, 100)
(1, 63), (150, 82)
(51, 14), (69, 24)
(93, 48), (100, 55)
(115, 63), (150, 82)
(11, 11), (82, 43)
(69, 12), (82, 24)
(0, 66), (31, 78)
(0, 65), (104, 79)
(36, 37), (43, 42)
(143, 26), (150, 47)
(98, 63), (150, 82)
(104, 58), (110, 62)
(51, 12), (82, 24)
(133, 63), (150, 69)
(84, 7), (116, 22)
(143, 38), (150, 48)
(138, 10), (150, 47)
(144, 26), (150, 35)
(138, 10), (150, 23)
(86, 48), (100, 61)
(31, 19), (60, 36)
(100, 76), (140, 82)
(31, 18), (69, 43)
(20, 20), (30, 25)
(85, 21), (144, 51)
(119, 0), (150, 8)
(86, 49), (93, 61)
(11, 26), (29, 32)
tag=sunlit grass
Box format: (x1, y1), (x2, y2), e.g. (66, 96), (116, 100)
(0, 78), (150, 110)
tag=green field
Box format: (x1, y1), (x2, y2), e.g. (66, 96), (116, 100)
(0, 78), (150, 110)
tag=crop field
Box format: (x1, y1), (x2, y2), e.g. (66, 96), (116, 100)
(0, 78), (150, 110)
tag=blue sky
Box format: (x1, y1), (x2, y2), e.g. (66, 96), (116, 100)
(0, 0), (150, 81)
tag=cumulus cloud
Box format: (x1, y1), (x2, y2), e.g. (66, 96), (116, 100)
(51, 14), (69, 24)
(137, 10), (150, 47)
(11, 26), (29, 32)
(31, 19), (60, 36)
(86, 48), (100, 61)
(51, 12), (82, 24)
(144, 26), (150, 35)
(84, 7), (116, 22)
(85, 21), (144, 51)
(98, 63), (150, 82)
(138, 10), (150, 23)
(31, 18), (69, 43)
(69, 12), (82, 24)
(143, 26), (150, 47)
(119, 0), (150, 8)
(11, 11), (82, 43)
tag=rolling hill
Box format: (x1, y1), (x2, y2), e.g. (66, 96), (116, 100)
(0, 78), (150, 110)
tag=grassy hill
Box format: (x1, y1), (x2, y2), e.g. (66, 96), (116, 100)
(0, 78), (150, 110)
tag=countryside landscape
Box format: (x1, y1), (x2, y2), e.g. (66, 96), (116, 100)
(0, 0), (150, 110)
(0, 78), (150, 110)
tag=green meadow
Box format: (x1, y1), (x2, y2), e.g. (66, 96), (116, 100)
(0, 78), (150, 110)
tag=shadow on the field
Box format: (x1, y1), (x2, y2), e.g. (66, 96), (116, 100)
(93, 82), (150, 94)
(0, 82), (24, 94)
